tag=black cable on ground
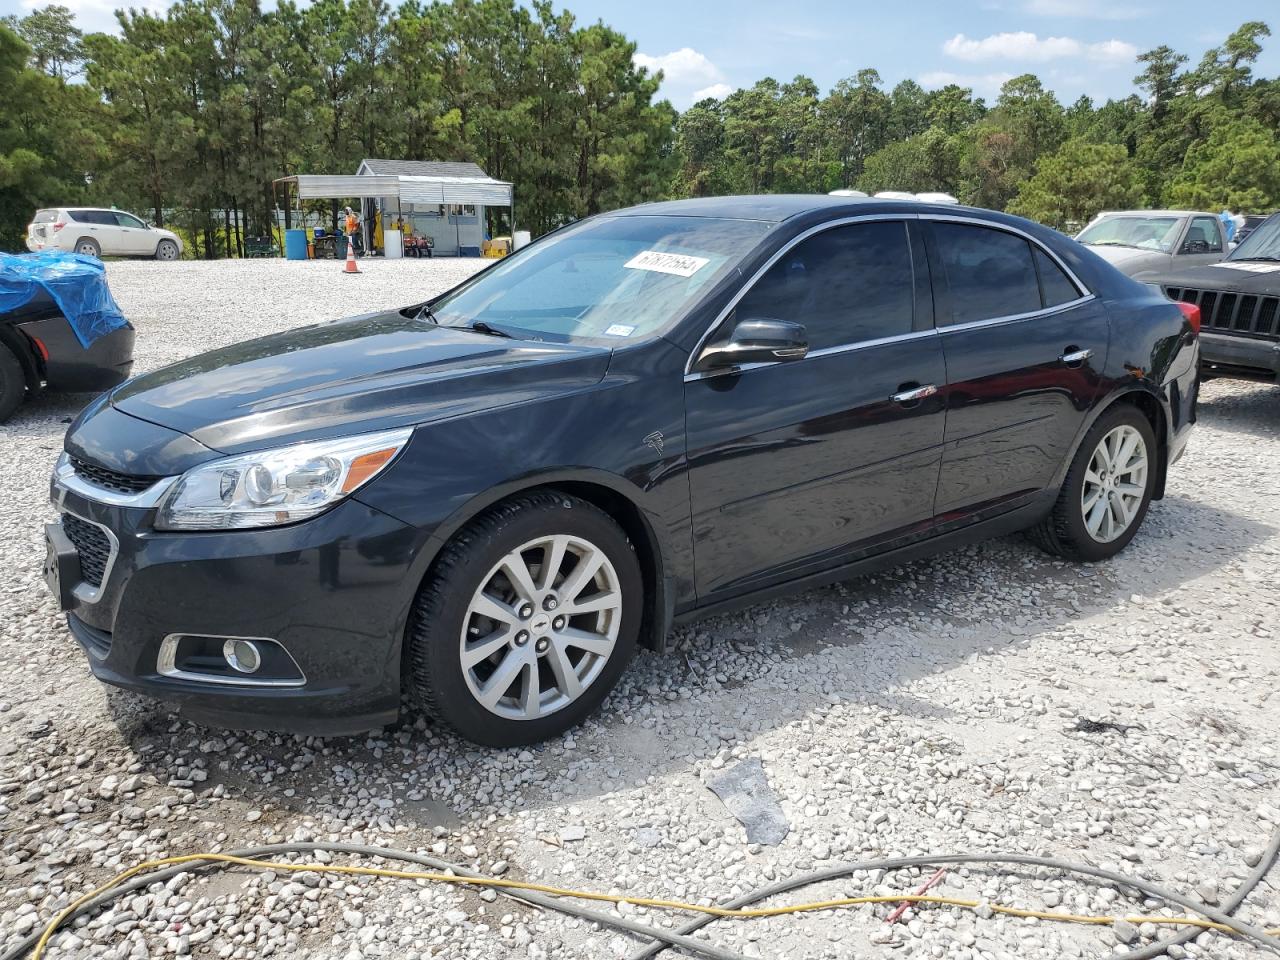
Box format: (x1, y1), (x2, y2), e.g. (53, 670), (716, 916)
(0, 842), (748, 960)
(627, 827), (1280, 960)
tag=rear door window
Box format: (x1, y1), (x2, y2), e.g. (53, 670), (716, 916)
(34, 210), (58, 223)
(733, 220), (915, 351)
(932, 222), (1041, 325)
(1034, 248), (1081, 307)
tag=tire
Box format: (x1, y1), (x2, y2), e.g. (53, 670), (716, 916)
(74, 237), (101, 258)
(1028, 404), (1158, 562)
(405, 491), (642, 747)
(0, 344), (26, 422)
(155, 239), (179, 261)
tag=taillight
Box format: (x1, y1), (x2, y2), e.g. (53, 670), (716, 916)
(1175, 301), (1200, 335)
(52, 219), (66, 232)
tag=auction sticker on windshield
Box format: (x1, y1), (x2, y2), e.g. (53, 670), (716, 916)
(624, 250), (710, 277)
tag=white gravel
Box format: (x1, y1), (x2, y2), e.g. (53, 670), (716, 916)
(1, 258), (1278, 960)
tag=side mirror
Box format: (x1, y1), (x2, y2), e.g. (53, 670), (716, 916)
(695, 318), (808, 372)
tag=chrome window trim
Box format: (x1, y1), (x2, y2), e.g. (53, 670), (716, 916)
(683, 210), (1096, 381)
(51, 452), (179, 509)
(157, 634), (308, 688)
(684, 328), (940, 382)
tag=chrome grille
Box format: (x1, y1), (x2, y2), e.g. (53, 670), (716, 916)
(69, 457), (160, 495)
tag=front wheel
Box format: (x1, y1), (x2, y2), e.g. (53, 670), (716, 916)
(155, 239), (179, 261)
(405, 491), (642, 747)
(1029, 405), (1158, 562)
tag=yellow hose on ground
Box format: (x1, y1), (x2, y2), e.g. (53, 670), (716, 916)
(30, 851), (1280, 959)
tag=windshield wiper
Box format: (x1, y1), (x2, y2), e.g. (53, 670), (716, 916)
(466, 320), (513, 339)
(1086, 241), (1138, 248)
(1232, 256), (1280, 262)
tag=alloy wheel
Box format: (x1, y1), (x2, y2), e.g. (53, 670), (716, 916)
(1080, 424), (1149, 544)
(459, 534), (622, 721)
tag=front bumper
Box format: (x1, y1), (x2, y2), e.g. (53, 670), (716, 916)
(1200, 332), (1280, 381)
(49, 477), (429, 736)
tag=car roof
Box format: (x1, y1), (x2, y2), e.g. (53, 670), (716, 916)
(1091, 210), (1215, 219)
(607, 194), (985, 223)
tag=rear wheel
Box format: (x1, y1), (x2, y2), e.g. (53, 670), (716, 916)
(1029, 405), (1157, 562)
(0, 344), (25, 423)
(405, 491), (642, 747)
(155, 239), (179, 261)
(74, 237), (101, 258)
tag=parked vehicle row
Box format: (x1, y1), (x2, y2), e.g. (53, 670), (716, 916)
(26, 207), (183, 261)
(1153, 211), (1280, 383)
(43, 195), (1201, 746)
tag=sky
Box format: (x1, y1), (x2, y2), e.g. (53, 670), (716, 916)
(3, 0), (1278, 109)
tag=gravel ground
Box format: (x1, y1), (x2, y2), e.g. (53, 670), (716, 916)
(1, 258), (1278, 960)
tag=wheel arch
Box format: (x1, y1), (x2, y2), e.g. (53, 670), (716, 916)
(0, 325), (42, 394)
(1056, 384), (1171, 499)
(410, 470), (675, 657)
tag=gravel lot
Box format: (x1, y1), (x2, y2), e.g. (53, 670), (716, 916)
(1, 258), (1278, 960)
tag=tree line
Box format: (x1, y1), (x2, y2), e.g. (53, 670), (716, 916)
(1, 3), (1278, 255)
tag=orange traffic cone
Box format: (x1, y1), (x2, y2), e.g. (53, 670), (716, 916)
(343, 238), (360, 275)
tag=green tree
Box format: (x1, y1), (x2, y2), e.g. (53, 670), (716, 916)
(3, 4), (83, 78)
(1167, 118), (1280, 211)
(1008, 139), (1144, 229)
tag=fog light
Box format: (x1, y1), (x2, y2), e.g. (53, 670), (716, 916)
(223, 638), (262, 674)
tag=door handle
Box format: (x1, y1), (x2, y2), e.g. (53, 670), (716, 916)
(1060, 348), (1093, 365)
(890, 383), (938, 404)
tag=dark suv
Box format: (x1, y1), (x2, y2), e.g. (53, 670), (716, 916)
(45, 196), (1200, 746)
(1153, 211), (1280, 383)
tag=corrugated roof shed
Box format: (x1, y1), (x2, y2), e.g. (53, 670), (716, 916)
(359, 159), (491, 179)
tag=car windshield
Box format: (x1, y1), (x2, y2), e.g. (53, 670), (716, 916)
(1228, 214), (1280, 261)
(429, 215), (770, 342)
(1076, 215), (1181, 251)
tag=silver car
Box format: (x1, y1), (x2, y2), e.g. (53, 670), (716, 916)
(1075, 210), (1227, 278)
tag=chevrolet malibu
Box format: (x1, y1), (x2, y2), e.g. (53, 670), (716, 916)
(45, 196), (1200, 747)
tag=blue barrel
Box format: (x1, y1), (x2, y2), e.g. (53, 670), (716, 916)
(284, 229), (308, 260)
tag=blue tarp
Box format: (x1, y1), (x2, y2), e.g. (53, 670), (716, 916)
(0, 250), (129, 348)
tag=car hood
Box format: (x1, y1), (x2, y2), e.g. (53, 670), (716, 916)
(1148, 259), (1280, 295)
(1081, 244), (1156, 266)
(108, 311), (613, 454)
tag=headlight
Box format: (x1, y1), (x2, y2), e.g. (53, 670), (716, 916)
(156, 428), (412, 531)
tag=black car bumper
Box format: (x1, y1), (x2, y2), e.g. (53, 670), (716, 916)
(14, 310), (135, 393)
(49, 478), (429, 736)
(1200, 332), (1280, 381)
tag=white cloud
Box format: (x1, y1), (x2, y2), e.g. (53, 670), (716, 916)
(918, 71), (1017, 98)
(691, 83), (734, 102)
(944, 32), (1083, 62)
(1024, 0), (1146, 19)
(633, 48), (724, 88)
(633, 47), (732, 109)
(1085, 39), (1139, 63)
(943, 32), (1137, 67)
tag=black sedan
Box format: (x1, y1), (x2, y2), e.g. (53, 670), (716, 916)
(45, 196), (1200, 746)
